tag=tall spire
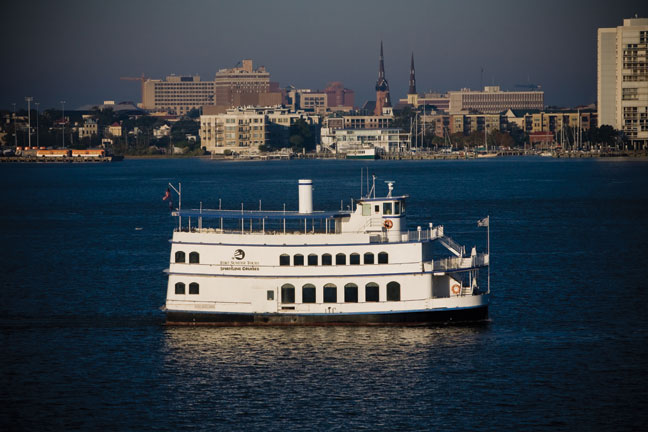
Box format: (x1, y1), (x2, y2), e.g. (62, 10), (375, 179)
(408, 52), (416, 95)
(374, 41), (391, 115)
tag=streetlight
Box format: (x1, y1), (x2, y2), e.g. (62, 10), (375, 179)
(60, 100), (66, 148)
(25, 97), (33, 149)
(35, 102), (40, 148)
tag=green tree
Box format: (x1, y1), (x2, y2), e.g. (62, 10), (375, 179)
(288, 119), (315, 152)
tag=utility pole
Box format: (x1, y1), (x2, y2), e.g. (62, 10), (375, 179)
(25, 97), (33, 149)
(60, 101), (66, 148)
(35, 102), (40, 148)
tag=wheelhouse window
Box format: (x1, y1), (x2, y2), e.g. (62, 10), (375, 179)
(365, 283), (379, 302)
(189, 282), (199, 295)
(323, 284), (337, 303)
(175, 251), (185, 263)
(378, 252), (388, 264)
(175, 282), (185, 295)
(350, 253), (360, 265)
(308, 254), (318, 266)
(336, 253), (346, 265)
(280, 254), (290, 266)
(322, 254), (332, 266)
(293, 254), (304, 266)
(281, 284), (295, 304)
(383, 202), (392, 215)
(387, 281), (400, 301)
(364, 252), (375, 264)
(344, 283), (358, 303)
(302, 284), (316, 303)
(394, 201), (401, 215)
(189, 252), (200, 264)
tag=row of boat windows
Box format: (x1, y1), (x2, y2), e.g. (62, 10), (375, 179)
(175, 282), (199, 295)
(175, 251), (199, 264)
(273, 282), (401, 303)
(280, 252), (388, 266)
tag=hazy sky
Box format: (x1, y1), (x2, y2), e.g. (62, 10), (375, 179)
(2, 0), (647, 110)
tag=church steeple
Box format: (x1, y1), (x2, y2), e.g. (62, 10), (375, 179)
(374, 41), (392, 116)
(408, 52), (416, 95)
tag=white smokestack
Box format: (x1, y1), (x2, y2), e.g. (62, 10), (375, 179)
(298, 179), (313, 214)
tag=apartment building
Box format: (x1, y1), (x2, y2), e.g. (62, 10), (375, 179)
(598, 17), (648, 148)
(448, 86), (544, 114)
(141, 75), (214, 114)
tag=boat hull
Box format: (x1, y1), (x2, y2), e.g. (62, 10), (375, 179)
(165, 304), (488, 326)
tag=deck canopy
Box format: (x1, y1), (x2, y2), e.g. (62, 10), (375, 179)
(173, 209), (351, 220)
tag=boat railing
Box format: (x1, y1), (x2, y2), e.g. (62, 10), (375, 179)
(430, 253), (489, 272)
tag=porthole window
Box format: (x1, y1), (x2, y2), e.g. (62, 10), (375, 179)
(323, 284), (337, 303)
(387, 281), (400, 301)
(350, 253), (360, 265)
(189, 252), (200, 264)
(175, 282), (185, 295)
(365, 283), (379, 302)
(281, 284), (295, 304)
(293, 254), (304, 266)
(175, 251), (185, 263)
(308, 254), (318, 266)
(378, 252), (388, 264)
(336, 253), (346, 265)
(344, 283), (358, 303)
(280, 254), (290, 266)
(322, 254), (332, 266)
(302, 284), (316, 303)
(364, 252), (375, 264)
(189, 282), (199, 295)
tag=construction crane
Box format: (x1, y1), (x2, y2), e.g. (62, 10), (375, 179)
(120, 74), (148, 103)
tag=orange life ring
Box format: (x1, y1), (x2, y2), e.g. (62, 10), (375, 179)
(384, 220), (393, 229)
(451, 284), (461, 295)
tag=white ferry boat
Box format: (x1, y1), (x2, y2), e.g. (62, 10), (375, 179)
(163, 178), (490, 325)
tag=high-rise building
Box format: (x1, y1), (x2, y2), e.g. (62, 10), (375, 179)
(324, 82), (355, 109)
(214, 59), (281, 108)
(598, 17), (648, 148)
(374, 42), (392, 116)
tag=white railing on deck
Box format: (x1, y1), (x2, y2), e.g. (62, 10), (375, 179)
(432, 253), (489, 271)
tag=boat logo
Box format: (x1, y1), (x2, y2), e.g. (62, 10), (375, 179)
(233, 249), (245, 260)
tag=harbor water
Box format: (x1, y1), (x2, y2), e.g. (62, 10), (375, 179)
(1, 158), (647, 430)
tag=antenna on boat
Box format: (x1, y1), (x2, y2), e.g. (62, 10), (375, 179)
(368, 174), (376, 198)
(360, 168), (363, 198)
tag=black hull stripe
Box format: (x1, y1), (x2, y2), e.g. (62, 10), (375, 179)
(166, 305), (488, 326)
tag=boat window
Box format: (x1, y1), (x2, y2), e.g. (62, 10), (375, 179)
(281, 284), (295, 304)
(394, 201), (400, 215)
(302, 284), (316, 303)
(189, 282), (199, 295)
(362, 204), (371, 216)
(344, 283), (358, 303)
(364, 252), (375, 264)
(336, 253), (346, 265)
(383, 202), (392, 215)
(267, 290), (274, 300)
(374, 205), (380, 213)
(365, 283), (379, 302)
(401, 201), (406, 214)
(378, 252), (388, 264)
(387, 281), (400, 301)
(175, 251), (185, 263)
(280, 254), (290, 266)
(308, 254), (318, 266)
(323, 284), (337, 303)
(189, 252), (200, 264)
(293, 254), (304, 266)
(175, 282), (185, 295)
(322, 254), (332, 266)
(350, 253), (360, 265)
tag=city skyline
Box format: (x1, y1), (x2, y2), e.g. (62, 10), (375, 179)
(2, 0), (647, 110)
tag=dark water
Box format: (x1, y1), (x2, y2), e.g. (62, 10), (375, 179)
(1, 158), (647, 431)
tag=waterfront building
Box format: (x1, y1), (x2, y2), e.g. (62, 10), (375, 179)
(78, 119), (99, 139)
(598, 17), (648, 148)
(374, 42), (392, 116)
(321, 127), (410, 154)
(141, 75), (214, 115)
(448, 86), (544, 114)
(214, 59), (281, 108)
(322, 114), (393, 131)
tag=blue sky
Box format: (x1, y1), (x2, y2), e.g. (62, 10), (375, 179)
(2, 0), (646, 110)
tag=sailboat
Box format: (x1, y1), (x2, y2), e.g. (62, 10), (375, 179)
(476, 125), (498, 158)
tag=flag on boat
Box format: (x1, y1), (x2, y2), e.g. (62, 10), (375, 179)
(163, 188), (170, 201)
(478, 216), (489, 227)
